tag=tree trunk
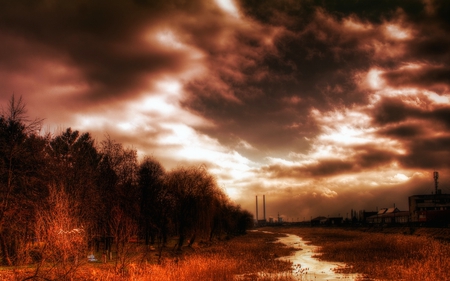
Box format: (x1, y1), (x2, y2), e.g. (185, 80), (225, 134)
(0, 232), (12, 266)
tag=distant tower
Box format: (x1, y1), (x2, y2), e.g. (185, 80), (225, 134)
(263, 195), (266, 221)
(434, 171), (440, 194)
(255, 196), (259, 221)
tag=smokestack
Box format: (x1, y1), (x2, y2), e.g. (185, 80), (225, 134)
(255, 196), (259, 221)
(263, 195), (266, 221)
(434, 171), (439, 194)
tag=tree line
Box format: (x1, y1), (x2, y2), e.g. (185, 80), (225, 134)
(0, 96), (253, 266)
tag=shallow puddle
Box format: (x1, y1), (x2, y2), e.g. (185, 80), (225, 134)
(276, 233), (361, 280)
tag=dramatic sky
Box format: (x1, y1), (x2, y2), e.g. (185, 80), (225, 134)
(1, 0), (450, 220)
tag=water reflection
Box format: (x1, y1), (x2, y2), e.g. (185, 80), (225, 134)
(276, 233), (360, 280)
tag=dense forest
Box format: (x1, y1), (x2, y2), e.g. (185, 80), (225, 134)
(0, 96), (253, 267)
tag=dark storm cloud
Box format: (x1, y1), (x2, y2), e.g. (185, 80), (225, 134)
(184, 4), (373, 153)
(411, 36), (450, 61)
(373, 98), (450, 169)
(372, 97), (414, 125)
(2, 0), (447, 156)
(261, 145), (397, 179)
(0, 0), (214, 105)
(378, 124), (424, 138)
(382, 65), (450, 91)
(241, 0), (427, 25)
(260, 160), (355, 179)
(308, 160), (355, 176)
(431, 106), (450, 128)
(372, 96), (450, 128)
(183, 0), (450, 156)
(372, 2), (450, 92)
(398, 136), (450, 169)
(354, 146), (396, 168)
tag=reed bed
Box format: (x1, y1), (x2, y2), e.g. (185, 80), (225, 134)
(271, 227), (450, 281)
(1, 231), (297, 281)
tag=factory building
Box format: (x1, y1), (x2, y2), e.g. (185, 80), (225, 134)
(409, 194), (450, 224)
(409, 171), (450, 225)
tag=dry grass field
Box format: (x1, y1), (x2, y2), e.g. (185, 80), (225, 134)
(268, 226), (450, 281)
(0, 231), (295, 281)
(2, 227), (450, 280)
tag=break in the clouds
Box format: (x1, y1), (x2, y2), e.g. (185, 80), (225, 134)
(1, 0), (450, 219)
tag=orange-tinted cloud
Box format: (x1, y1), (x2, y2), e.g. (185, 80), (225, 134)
(1, 0), (450, 219)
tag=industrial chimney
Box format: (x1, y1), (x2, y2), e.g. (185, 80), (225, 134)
(434, 171), (440, 194)
(263, 195), (266, 221)
(255, 196), (259, 221)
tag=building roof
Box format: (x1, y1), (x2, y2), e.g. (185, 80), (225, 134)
(311, 216), (327, 221)
(377, 207), (400, 214)
(386, 207), (400, 213)
(367, 211), (409, 219)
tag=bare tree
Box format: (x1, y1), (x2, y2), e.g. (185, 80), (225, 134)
(1, 95), (42, 134)
(109, 206), (139, 274)
(0, 95), (45, 266)
(30, 184), (87, 280)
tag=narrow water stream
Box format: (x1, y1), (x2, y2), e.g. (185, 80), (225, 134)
(276, 233), (361, 280)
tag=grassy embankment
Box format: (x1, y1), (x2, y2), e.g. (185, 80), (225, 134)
(266, 226), (450, 281)
(0, 231), (296, 281)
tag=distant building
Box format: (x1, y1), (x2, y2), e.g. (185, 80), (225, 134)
(256, 219), (267, 226)
(358, 210), (377, 223)
(409, 194), (450, 225)
(311, 216), (327, 226)
(366, 207), (409, 224)
(327, 217), (343, 225)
